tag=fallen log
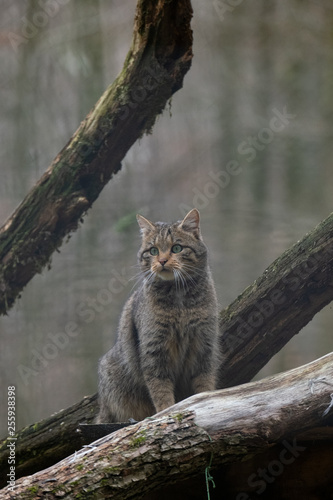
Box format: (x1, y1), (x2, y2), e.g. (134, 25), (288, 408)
(1, 353), (332, 499)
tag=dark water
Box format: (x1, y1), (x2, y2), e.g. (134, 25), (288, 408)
(1, 0), (333, 436)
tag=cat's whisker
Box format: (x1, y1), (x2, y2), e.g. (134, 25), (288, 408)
(173, 268), (190, 292)
(173, 269), (180, 291)
(180, 271), (190, 292)
(183, 271), (199, 285)
(129, 262), (149, 279)
(172, 263), (197, 285)
(182, 261), (206, 274)
(179, 270), (196, 289)
(129, 270), (146, 282)
(182, 263), (207, 281)
(129, 263), (144, 277)
(173, 269), (186, 293)
(143, 270), (156, 288)
(129, 269), (153, 292)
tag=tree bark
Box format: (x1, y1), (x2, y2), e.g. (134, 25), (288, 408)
(2, 353), (333, 499)
(0, 394), (98, 488)
(0, 0), (193, 315)
(0, 395), (138, 489)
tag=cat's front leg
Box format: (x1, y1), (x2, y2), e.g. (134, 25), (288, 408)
(192, 372), (216, 394)
(191, 322), (219, 395)
(140, 336), (176, 413)
(144, 376), (175, 413)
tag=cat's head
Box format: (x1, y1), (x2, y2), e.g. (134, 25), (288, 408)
(136, 209), (208, 284)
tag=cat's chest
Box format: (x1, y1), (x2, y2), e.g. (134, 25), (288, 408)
(161, 308), (202, 367)
(138, 292), (205, 341)
(138, 303), (202, 367)
(156, 303), (194, 331)
(154, 306), (198, 358)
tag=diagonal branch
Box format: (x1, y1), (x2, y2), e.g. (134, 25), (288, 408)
(218, 211), (333, 388)
(0, 0), (193, 315)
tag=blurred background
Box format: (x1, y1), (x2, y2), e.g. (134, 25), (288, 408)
(0, 0), (333, 436)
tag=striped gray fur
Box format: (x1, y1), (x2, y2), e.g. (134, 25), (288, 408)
(96, 209), (219, 423)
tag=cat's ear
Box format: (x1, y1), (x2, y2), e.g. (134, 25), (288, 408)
(180, 209), (201, 237)
(136, 214), (155, 234)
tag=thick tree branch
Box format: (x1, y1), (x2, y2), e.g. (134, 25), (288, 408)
(0, 0), (193, 315)
(218, 211), (333, 388)
(2, 353), (333, 499)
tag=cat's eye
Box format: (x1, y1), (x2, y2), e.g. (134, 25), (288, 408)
(150, 247), (159, 256)
(171, 244), (183, 254)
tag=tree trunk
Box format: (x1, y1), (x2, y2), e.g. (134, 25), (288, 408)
(0, 0), (193, 315)
(2, 353), (333, 499)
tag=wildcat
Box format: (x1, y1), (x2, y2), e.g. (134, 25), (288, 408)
(96, 208), (219, 423)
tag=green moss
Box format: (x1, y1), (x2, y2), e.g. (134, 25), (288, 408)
(76, 463), (84, 471)
(173, 413), (185, 423)
(51, 484), (67, 495)
(26, 486), (40, 498)
(70, 480), (80, 487)
(74, 488), (94, 499)
(103, 466), (121, 475)
(100, 478), (110, 487)
(130, 430), (147, 448)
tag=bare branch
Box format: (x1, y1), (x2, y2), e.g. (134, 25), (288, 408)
(0, 0), (193, 315)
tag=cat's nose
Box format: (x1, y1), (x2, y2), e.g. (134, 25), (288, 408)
(159, 258), (168, 266)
